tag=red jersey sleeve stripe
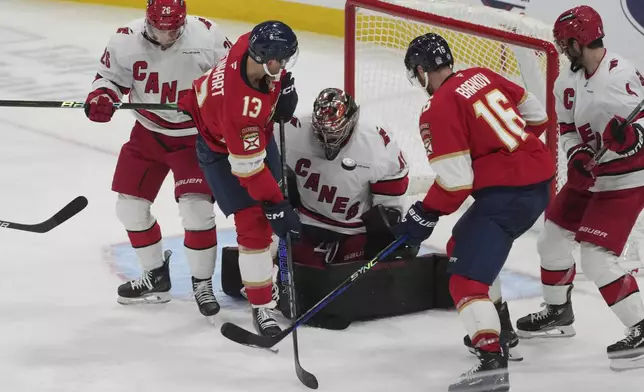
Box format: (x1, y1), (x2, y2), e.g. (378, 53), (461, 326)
(370, 175), (409, 196)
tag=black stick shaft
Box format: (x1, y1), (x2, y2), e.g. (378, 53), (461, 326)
(0, 100), (179, 111)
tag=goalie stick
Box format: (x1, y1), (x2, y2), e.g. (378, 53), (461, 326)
(0, 100), (179, 111)
(220, 236), (406, 375)
(585, 97), (644, 171)
(0, 196), (88, 233)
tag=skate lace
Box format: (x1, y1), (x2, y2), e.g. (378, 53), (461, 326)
(256, 308), (278, 329)
(622, 325), (643, 344)
(194, 280), (217, 304)
(531, 303), (551, 322)
(462, 361), (484, 379)
(130, 271), (154, 290)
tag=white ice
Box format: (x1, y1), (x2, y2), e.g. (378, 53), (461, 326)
(0, 1), (643, 391)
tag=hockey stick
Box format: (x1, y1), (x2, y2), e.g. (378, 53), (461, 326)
(275, 120), (318, 389)
(585, 97), (644, 171)
(0, 100), (179, 111)
(0, 196), (88, 233)
(220, 235), (407, 349)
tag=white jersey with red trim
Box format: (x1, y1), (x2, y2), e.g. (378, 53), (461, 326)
(556, 51), (644, 191)
(92, 17), (230, 137)
(283, 116), (410, 235)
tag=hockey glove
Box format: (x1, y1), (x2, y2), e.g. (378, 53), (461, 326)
(566, 143), (596, 191)
(603, 115), (644, 157)
(263, 199), (301, 241)
(271, 72), (298, 123)
(394, 201), (439, 247)
(84, 88), (118, 123)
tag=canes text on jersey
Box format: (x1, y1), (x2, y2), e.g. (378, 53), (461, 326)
(295, 158), (361, 220)
(133, 61), (190, 104)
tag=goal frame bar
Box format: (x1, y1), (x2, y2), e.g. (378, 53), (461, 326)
(344, 0), (561, 175)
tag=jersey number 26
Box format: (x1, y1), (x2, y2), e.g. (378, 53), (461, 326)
(474, 89), (528, 151)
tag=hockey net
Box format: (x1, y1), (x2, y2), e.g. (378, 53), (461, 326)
(345, 0), (644, 268)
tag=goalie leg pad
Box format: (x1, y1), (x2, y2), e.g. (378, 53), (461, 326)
(220, 248), (454, 328)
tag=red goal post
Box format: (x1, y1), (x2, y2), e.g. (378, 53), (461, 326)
(344, 0), (562, 196)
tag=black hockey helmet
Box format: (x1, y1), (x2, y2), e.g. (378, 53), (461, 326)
(311, 88), (360, 161)
(248, 21), (299, 71)
(404, 33), (454, 88)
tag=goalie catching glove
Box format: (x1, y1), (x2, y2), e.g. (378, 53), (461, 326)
(602, 115), (644, 157)
(394, 201), (439, 246)
(566, 143), (596, 191)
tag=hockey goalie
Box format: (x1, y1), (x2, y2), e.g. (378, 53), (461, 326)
(220, 88), (454, 329)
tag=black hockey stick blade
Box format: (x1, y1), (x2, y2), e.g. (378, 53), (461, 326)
(219, 323), (318, 388)
(0, 196), (88, 233)
(220, 322), (282, 349)
(293, 331), (319, 389)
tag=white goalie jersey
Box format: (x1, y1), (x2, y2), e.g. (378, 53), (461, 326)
(283, 116), (410, 235)
(556, 51), (644, 192)
(92, 16), (230, 137)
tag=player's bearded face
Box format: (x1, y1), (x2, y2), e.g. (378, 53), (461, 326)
(146, 23), (184, 48)
(407, 67), (432, 96)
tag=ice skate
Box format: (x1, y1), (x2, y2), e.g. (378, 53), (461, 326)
(253, 305), (282, 337)
(448, 348), (510, 392)
(516, 285), (575, 338)
(608, 319), (644, 371)
(464, 301), (523, 361)
(192, 276), (220, 323)
(117, 250), (172, 305)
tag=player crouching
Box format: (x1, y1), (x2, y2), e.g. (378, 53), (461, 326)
(516, 6), (644, 372)
(398, 33), (554, 392)
(220, 88), (454, 328)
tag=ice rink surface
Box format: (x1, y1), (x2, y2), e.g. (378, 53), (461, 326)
(0, 0), (643, 390)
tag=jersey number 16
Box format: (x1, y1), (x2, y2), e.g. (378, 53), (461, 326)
(474, 89), (528, 151)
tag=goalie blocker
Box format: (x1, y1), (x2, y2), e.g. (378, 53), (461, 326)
(221, 205), (453, 329)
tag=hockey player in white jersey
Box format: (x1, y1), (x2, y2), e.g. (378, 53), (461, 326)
(284, 88), (410, 266)
(517, 5), (644, 370)
(83, 0), (231, 319)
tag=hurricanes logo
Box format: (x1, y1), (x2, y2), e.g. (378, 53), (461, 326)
(622, 0), (644, 35)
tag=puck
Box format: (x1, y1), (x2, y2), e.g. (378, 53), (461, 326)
(341, 157), (357, 171)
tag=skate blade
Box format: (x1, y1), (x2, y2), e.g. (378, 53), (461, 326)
(516, 325), (575, 339)
(467, 346), (524, 362)
(610, 352), (644, 372)
(117, 292), (171, 305)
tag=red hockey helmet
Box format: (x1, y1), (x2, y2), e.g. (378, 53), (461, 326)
(145, 0), (187, 47)
(553, 5), (604, 51)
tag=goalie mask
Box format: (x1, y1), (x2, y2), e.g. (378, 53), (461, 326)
(311, 88), (360, 161)
(145, 0), (187, 49)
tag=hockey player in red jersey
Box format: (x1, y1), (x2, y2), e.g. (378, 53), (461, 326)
(397, 33), (555, 391)
(84, 0), (230, 319)
(179, 21), (300, 336)
(516, 5), (644, 371)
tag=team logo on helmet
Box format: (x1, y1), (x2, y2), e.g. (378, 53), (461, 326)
(622, 0), (644, 35)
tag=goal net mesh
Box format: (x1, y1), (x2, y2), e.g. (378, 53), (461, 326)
(346, 0), (644, 268)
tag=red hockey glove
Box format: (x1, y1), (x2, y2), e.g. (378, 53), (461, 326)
(602, 115), (644, 156)
(84, 88), (118, 123)
(566, 144), (596, 191)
